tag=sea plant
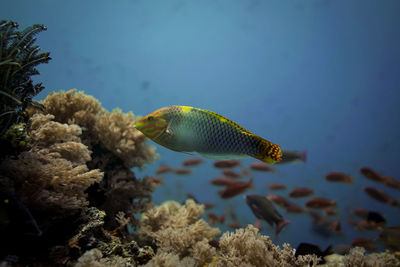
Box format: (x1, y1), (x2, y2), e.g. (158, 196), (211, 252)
(0, 20), (51, 137)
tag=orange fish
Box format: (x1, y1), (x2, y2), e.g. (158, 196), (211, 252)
(203, 202), (216, 209)
(222, 169), (241, 179)
(359, 167), (387, 183)
(353, 208), (369, 219)
(218, 179), (254, 199)
(382, 176), (400, 190)
(147, 176), (164, 185)
(309, 211), (340, 232)
(211, 177), (236, 186)
(173, 168), (192, 175)
(356, 220), (381, 231)
(267, 182), (287, 190)
(182, 158), (204, 166)
(249, 162), (274, 172)
(289, 187), (314, 198)
(363, 187), (399, 206)
(305, 197), (336, 209)
(213, 160), (241, 168)
(325, 172), (353, 183)
(156, 164), (173, 174)
(324, 207), (337, 216)
(285, 203), (306, 214)
(228, 221), (242, 229)
(267, 194), (290, 208)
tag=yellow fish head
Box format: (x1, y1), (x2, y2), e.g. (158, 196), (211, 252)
(134, 108), (169, 139)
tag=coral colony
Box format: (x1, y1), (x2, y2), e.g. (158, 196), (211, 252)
(0, 21), (399, 266)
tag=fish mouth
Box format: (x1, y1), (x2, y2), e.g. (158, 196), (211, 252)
(134, 120), (144, 130)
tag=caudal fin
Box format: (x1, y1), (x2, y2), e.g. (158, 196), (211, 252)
(275, 219), (291, 237)
(301, 150), (307, 163)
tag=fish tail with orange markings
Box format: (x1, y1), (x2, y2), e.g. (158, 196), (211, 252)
(253, 136), (282, 164)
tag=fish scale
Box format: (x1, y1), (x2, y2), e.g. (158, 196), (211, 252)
(135, 105), (282, 164)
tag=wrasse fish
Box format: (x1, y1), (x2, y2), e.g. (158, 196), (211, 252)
(135, 106), (282, 164)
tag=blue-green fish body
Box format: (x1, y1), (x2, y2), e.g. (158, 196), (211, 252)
(134, 106), (282, 164)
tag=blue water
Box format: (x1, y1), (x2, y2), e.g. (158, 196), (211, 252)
(2, 0), (399, 251)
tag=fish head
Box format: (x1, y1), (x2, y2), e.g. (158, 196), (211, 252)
(134, 107), (169, 139)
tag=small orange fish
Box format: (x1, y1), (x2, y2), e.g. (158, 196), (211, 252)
(173, 168), (192, 175)
(203, 202), (216, 209)
(156, 165), (172, 174)
(359, 167), (386, 183)
(147, 176), (164, 185)
(222, 169), (241, 179)
(285, 203), (306, 213)
(363, 187), (399, 206)
(218, 179), (254, 199)
(211, 177), (236, 186)
(306, 197), (336, 209)
(351, 237), (376, 251)
(382, 176), (400, 190)
(356, 220), (380, 231)
(213, 159), (241, 168)
(289, 187), (314, 198)
(325, 172), (353, 183)
(228, 221), (242, 229)
(267, 182), (287, 190)
(324, 207), (337, 216)
(267, 194), (290, 208)
(249, 162), (274, 172)
(309, 211), (340, 232)
(182, 158), (204, 166)
(207, 212), (226, 224)
(353, 208), (369, 219)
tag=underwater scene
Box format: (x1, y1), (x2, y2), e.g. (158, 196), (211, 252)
(1, 0), (400, 266)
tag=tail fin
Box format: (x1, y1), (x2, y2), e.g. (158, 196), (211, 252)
(301, 150), (307, 163)
(275, 219), (291, 237)
(254, 136), (282, 164)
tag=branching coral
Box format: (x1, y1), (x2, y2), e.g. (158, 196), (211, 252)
(0, 113), (103, 214)
(216, 225), (319, 267)
(140, 199), (220, 257)
(340, 247), (400, 267)
(31, 89), (158, 168)
(69, 207), (154, 266)
(0, 20), (50, 137)
(95, 108), (157, 168)
(26, 89), (158, 229)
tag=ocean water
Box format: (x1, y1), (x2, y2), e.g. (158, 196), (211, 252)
(2, 0), (399, 252)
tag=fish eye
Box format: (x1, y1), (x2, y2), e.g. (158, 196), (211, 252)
(148, 116), (154, 121)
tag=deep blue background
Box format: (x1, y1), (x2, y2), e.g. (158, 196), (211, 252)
(2, 0), (399, 251)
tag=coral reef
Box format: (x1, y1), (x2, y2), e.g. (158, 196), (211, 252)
(0, 21), (50, 138)
(1, 113), (103, 214)
(0, 88), (158, 265)
(140, 199), (220, 257)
